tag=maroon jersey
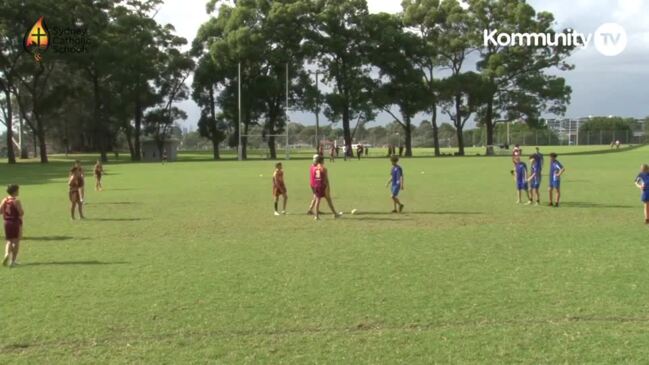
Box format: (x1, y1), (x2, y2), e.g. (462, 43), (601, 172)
(69, 175), (81, 192)
(3, 197), (20, 221)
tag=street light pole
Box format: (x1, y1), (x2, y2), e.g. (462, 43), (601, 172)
(285, 62), (290, 160)
(314, 70), (320, 151)
(238, 62), (242, 161)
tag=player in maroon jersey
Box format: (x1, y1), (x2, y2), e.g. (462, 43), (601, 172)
(313, 156), (342, 221)
(1, 184), (24, 267)
(273, 162), (288, 215)
(69, 167), (85, 220)
(73, 160), (86, 203)
(94, 160), (104, 191)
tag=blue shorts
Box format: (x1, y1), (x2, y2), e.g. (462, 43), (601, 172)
(549, 179), (561, 189)
(530, 177), (541, 189)
(517, 182), (528, 191)
(642, 190), (649, 203)
(391, 185), (400, 197)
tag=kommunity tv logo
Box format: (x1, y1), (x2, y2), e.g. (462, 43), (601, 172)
(484, 23), (628, 57)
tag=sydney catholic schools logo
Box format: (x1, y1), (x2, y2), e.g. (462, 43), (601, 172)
(23, 16), (89, 62)
(23, 16), (50, 62)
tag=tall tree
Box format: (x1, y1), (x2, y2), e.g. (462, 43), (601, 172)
(367, 12), (427, 157)
(310, 0), (375, 157)
(437, 0), (482, 156)
(470, 0), (573, 155)
(402, 0), (447, 157)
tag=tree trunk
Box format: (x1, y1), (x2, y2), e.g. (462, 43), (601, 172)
(133, 95), (142, 161)
(124, 124), (135, 158)
(212, 139), (220, 160)
(431, 107), (440, 157)
(454, 94), (464, 156)
(3, 88), (16, 164)
(36, 116), (48, 163)
(342, 105), (352, 157)
(92, 73), (108, 163)
(268, 135), (277, 159)
(404, 115), (412, 157)
(485, 99), (495, 156)
(242, 121), (249, 160)
(208, 86), (220, 160)
(456, 125), (465, 157)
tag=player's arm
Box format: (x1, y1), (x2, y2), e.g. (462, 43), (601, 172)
(272, 172), (278, 187)
(15, 199), (24, 217)
(0, 198), (5, 212)
(400, 175), (404, 190)
(635, 176), (644, 190)
(556, 166), (565, 177)
(385, 176), (392, 187)
(68, 175), (75, 185)
(527, 169), (536, 182)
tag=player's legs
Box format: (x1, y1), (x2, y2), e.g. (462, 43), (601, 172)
(517, 189), (522, 204)
(307, 195), (316, 215)
(10, 239), (19, 265)
(555, 187), (561, 206)
(2, 240), (10, 266)
(282, 193), (288, 213)
(325, 195), (337, 215)
(644, 203), (649, 223)
(79, 187), (85, 203)
(548, 187), (554, 205)
(70, 199), (77, 219)
(274, 194), (280, 215)
(314, 197), (322, 220)
(78, 201), (85, 219)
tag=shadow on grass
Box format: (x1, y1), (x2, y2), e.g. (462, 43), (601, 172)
(85, 217), (148, 222)
(87, 202), (137, 205)
(354, 211), (482, 216)
(561, 202), (634, 209)
(23, 236), (89, 241)
(20, 260), (128, 267)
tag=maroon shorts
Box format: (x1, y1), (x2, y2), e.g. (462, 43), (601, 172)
(273, 185), (287, 197)
(4, 220), (21, 240)
(314, 185), (327, 198)
(69, 190), (80, 203)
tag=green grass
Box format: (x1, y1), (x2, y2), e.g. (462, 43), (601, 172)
(1, 146), (649, 363)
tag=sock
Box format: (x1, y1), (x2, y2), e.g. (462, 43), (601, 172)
(274, 202), (278, 211)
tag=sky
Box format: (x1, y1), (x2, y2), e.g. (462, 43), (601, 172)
(155, 0), (649, 131)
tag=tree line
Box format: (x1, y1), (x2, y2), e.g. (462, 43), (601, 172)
(1, 0), (575, 164)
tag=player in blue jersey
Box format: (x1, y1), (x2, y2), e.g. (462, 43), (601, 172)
(548, 153), (565, 207)
(514, 156), (532, 204)
(527, 154), (542, 205)
(386, 155), (405, 213)
(634, 164), (649, 224)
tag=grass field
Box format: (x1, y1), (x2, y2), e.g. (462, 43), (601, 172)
(1, 146), (649, 363)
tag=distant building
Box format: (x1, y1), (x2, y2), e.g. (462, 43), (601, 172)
(141, 139), (179, 162)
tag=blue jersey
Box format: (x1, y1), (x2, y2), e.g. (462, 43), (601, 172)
(636, 172), (649, 190)
(515, 162), (527, 183)
(391, 165), (403, 186)
(530, 162), (541, 184)
(549, 160), (564, 182)
(537, 153), (544, 170)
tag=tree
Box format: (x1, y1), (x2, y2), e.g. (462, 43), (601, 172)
(437, 0), (484, 156)
(367, 12), (428, 157)
(310, 0), (375, 157)
(470, 0), (574, 155)
(146, 44), (193, 158)
(402, 0), (447, 157)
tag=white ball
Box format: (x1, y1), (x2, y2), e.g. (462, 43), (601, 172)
(351, 209), (358, 215)
(259, 174), (263, 177)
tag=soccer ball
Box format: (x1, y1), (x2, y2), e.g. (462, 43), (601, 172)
(351, 209), (358, 215)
